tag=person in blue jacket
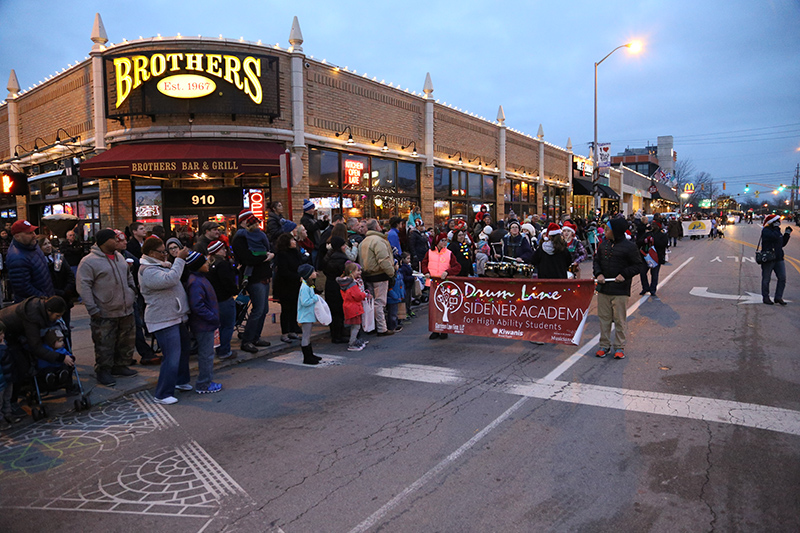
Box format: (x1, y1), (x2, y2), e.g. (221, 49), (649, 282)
(297, 264), (322, 365)
(760, 214), (792, 305)
(387, 261), (406, 332)
(6, 220), (54, 303)
(184, 252), (222, 393)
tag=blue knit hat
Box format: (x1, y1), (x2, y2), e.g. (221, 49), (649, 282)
(281, 219), (297, 233)
(303, 199), (315, 212)
(185, 251), (206, 271)
(298, 263), (315, 280)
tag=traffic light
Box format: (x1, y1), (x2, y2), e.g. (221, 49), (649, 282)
(722, 181), (726, 190)
(778, 184), (785, 192)
(0, 173), (27, 196)
(745, 184), (750, 192)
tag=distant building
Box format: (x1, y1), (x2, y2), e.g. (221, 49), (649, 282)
(611, 135), (676, 178)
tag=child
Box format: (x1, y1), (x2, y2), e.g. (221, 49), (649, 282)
(338, 262), (369, 351)
(387, 260), (405, 332)
(237, 209), (271, 258)
(297, 264), (322, 365)
(184, 251), (222, 393)
(399, 252), (415, 318)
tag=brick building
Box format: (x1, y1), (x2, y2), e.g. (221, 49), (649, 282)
(1, 15), (574, 241)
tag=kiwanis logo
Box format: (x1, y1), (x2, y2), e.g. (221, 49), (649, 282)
(688, 220), (706, 231)
(433, 281), (464, 323)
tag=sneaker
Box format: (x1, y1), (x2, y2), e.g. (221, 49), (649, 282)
(111, 366), (138, 377)
(96, 370), (117, 387)
(429, 332), (440, 340)
(253, 339), (271, 347)
(775, 298), (787, 306)
(408, 311), (416, 318)
(197, 382), (222, 394)
(217, 351), (236, 360)
(280, 334), (293, 343)
(613, 349), (626, 359)
(347, 343), (364, 352)
(240, 342), (259, 353)
(377, 330), (395, 337)
(595, 347), (609, 358)
(175, 383), (193, 391)
(153, 396), (178, 405)
(394, 325), (403, 333)
(358, 338), (369, 346)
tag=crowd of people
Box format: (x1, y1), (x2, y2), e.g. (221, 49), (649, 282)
(0, 200), (794, 424)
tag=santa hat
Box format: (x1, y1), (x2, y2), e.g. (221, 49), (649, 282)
(764, 214), (781, 226)
(562, 221), (577, 232)
(547, 223), (562, 236)
(625, 229), (632, 240)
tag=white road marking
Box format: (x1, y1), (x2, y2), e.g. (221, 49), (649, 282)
(375, 364), (463, 384)
(350, 256), (695, 533)
(268, 352), (347, 367)
(689, 286), (765, 304)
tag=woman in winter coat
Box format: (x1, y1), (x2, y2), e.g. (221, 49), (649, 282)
(273, 232), (304, 343)
(321, 236), (350, 344)
(408, 220), (430, 270)
(37, 235), (77, 326)
(447, 229), (473, 276)
(531, 223), (573, 279)
(138, 237), (192, 405)
(183, 252), (222, 393)
(421, 234), (461, 340)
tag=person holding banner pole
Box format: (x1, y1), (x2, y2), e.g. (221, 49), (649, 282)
(422, 234), (461, 340)
(592, 217), (644, 360)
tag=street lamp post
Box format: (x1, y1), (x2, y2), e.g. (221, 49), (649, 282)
(592, 41), (642, 215)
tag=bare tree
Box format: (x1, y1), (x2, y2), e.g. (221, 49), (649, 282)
(672, 159), (696, 192)
(687, 171), (720, 205)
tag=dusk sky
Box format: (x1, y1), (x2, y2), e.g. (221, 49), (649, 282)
(2, 1), (799, 200)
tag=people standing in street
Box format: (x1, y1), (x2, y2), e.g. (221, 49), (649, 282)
(387, 216), (403, 259)
(297, 264), (322, 365)
(300, 199), (329, 266)
(408, 219), (430, 270)
(760, 214), (792, 305)
(206, 240), (238, 360)
(6, 220), (55, 303)
(358, 219), (396, 337)
(138, 236), (192, 404)
(232, 210), (274, 352)
(76, 229), (138, 387)
(592, 218), (644, 360)
(667, 216), (681, 247)
(561, 222), (587, 278)
(639, 221), (670, 298)
(321, 236), (350, 344)
(184, 251), (222, 393)
(532, 223), (572, 279)
(338, 261), (368, 351)
(273, 232), (304, 344)
(422, 233), (461, 340)
(61, 230), (85, 279)
(126, 221), (147, 259)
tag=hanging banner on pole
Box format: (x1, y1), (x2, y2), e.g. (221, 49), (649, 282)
(597, 143), (611, 168)
(429, 277), (595, 345)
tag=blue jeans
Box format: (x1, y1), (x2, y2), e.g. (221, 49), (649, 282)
(153, 323), (191, 400)
(387, 302), (399, 330)
(192, 328), (216, 390)
(761, 260), (786, 300)
(243, 281), (269, 344)
(216, 298), (236, 357)
(134, 296), (155, 359)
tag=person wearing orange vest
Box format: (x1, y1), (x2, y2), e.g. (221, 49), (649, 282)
(421, 233), (461, 340)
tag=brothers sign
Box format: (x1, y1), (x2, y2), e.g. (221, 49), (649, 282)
(429, 277), (595, 345)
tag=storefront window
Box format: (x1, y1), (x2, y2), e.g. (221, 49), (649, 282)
(62, 175), (79, 197)
(468, 172), (482, 198)
(43, 178), (60, 200)
(504, 180), (511, 202)
(434, 168), (450, 195)
(371, 157), (396, 193)
(81, 178), (100, 195)
(309, 148), (339, 189)
(342, 153), (369, 191)
(434, 200), (450, 226)
(342, 193), (365, 220)
(135, 188), (164, 228)
(397, 161), (418, 195)
(483, 174), (495, 199)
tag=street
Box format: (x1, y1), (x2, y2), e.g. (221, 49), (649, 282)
(1, 221), (799, 532)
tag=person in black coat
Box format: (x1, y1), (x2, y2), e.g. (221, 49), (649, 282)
(638, 221), (670, 297)
(321, 237), (350, 343)
(37, 235), (77, 327)
(273, 233), (304, 343)
(408, 222), (430, 270)
(447, 229), (473, 276)
(61, 230), (85, 278)
(760, 214), (792, 305)
(592, 217), (644, 359)
(531, 225), (572, 279)
(206, 240), (239, 359)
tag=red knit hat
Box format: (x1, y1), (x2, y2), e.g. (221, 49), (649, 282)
(764, 214), (781, 226)
(238, 209), (258, 226)
(434, 233), (448, 246)
(547, 223), (562, 236)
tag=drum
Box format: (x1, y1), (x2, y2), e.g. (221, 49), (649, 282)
(513, 263), (535, 278)
(484, 262), (502, 277)
(496, 262), (514, 278)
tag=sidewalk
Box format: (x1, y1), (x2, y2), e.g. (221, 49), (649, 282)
(24, 303), (332, 421)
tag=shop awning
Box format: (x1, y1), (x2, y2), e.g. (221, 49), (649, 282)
(79, 140), (286, 178)
(572, 178), (593, 196)
(597, 184), (620, 200)
(650, 181), (679, 203)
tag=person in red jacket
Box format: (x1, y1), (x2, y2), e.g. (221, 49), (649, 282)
(338, 262), (369, 351)
(421, 233), (461, 339)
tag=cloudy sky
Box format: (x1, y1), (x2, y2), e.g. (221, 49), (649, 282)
(2, 0), (799, 200)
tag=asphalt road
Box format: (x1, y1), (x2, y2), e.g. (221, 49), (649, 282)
(2, 221), (799, 532)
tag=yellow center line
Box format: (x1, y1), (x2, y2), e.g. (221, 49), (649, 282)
(727, 236), (800, 275)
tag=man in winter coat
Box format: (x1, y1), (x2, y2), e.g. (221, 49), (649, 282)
(194, 221), (221, 255)
(592, 217), (644, 360)
(760, 214), (792, 305)
(300, 199), (329, 265)
(408, 220), (431, 270)
(6, 220), (54, 303)
(639, 221), (670, 298)
(358, 219), (395, 336)
(77, 229), (138, 386)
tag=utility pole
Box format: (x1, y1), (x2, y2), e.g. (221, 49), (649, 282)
(793, 163), (799, 212)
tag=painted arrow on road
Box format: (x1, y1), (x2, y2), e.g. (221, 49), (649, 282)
(690, 287), (768, 305)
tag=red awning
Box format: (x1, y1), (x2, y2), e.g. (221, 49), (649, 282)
(79, 140), (286, 177)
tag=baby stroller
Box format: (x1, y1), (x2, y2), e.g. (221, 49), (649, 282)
(24, 319), (90, 420)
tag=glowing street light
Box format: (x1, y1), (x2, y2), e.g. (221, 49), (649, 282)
(592, 40), (644, 212)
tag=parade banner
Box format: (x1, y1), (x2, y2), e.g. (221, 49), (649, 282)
(682, 219), (711, 236)
(429, 277), (595, 345)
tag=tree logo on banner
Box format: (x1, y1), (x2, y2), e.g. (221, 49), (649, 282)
(434, 281), (464, 323)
